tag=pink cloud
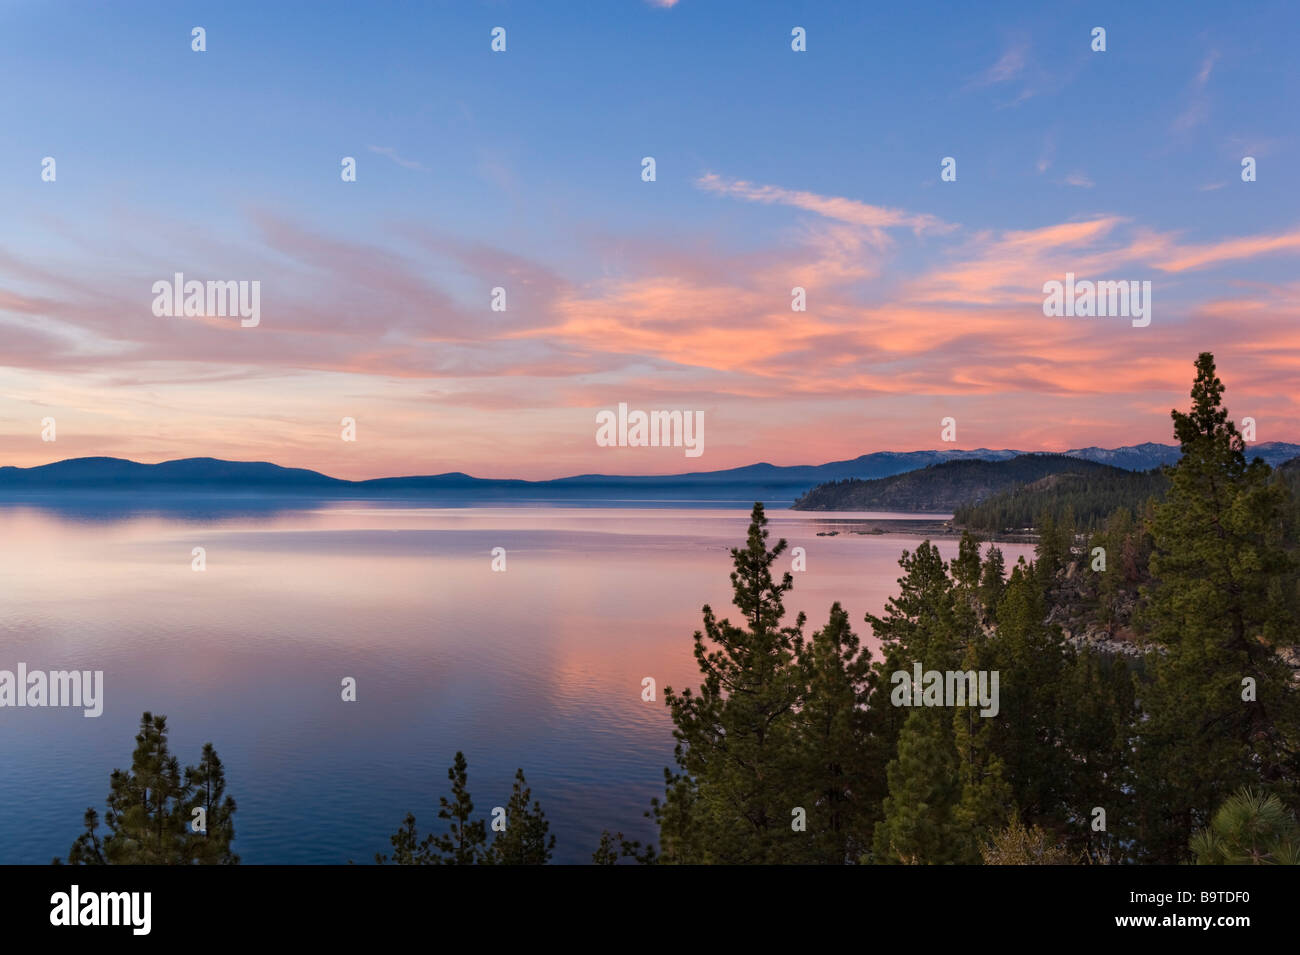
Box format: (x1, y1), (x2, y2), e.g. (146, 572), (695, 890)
(1152, 229), (1300, 272)
(3, 182), (1300, 478)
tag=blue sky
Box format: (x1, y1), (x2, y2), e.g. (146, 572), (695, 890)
(0, 0), (1296, 477)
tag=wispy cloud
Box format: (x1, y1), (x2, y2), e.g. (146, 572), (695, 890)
(1152, 228), (1300, 272)
(1172, 50), (1219, 132)
(982, 42), (1027, 85)
(1036, 132), (1056, 174)
(904, 216), (1132, 306)
(366, 145), (426, 171)
(1064, 172), (1095, 188)
(1196, 50), (1220, 85)
(696, 173), (955, 237)
(970, 39), (1037, 107)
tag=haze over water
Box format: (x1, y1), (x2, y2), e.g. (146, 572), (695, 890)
(0, 500), (1034, 864)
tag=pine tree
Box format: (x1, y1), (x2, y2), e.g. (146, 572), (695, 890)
(952, 530), (983, 590)
(485, 769), (555, 865)
(61, 712), (237, 865)
(978, 546), (1006, 623)
(863, 541), (957, 768)
(867, 542), (990, 865)
(986, 559), (1069, 823)
(1034, 511), (1062, 592)
(950, 633), (1013, 861)
(375, 813), (429, 865)
(429, 751), (488, 865)
(866, 541), (955, 663)
(653, 502), (807, 863)
(1135, 353), (1300, 862)
(1057, 648), (1137, 863)
(377, 751), (494, 865)
(592, 830), (648, 865)
(186, 743), (238, 864)
(793, 602), (881, 863)
(1190, 787), (1300, 865)
(873, 707), (969, 864)
(1033, 510), (1076, 593)
(593, 831), (619, 865)
(1091, 508), (1135, 630)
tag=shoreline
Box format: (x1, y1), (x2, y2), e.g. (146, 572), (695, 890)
(810, 518), (1037, 543)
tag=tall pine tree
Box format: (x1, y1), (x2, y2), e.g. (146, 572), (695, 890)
(1135, 352), (1300, 861)
(653, 503), (808, 863)
(794, 602), (882, 863)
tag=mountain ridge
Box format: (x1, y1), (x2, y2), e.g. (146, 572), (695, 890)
(2, 442), (1298, 499)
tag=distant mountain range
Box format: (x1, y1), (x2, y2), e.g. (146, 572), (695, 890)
(2, 442), (1298, 503)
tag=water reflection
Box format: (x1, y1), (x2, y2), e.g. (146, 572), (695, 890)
(0, 500), (1031, 864)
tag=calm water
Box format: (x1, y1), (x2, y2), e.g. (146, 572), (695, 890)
(0, 499), (1033, 864)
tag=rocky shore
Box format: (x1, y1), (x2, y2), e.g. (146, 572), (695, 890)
(1044, 560), (1300, 680)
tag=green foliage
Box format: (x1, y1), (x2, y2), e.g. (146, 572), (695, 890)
(1032, 509), (1075, 591)
(977, 545), (1006, 623)
(60, 712), (238, 865)
(1057, 649), (1138, 861)
(484, 769), (555, 865)
(863, 541), (959, 775)
(652, 503), (810, 863)
(375, 813), (426, 866)
(950, 640), (1013, 863)
(867, 540), (1013, 864)
(429, 751), (488, 864)
(592, 830), (620, 865)
(793, 602), (881, 862)
(378, 751), (491, 865)
(952, 530), (983, 589)
(378, 754), (556, 865)
(981, 816), (1075, 865)
(652, 503), (891, 863)
(794, 454), (1135, 513)
(1083, 504), (1155, 634)
(956, 469), (1167, 534)
(1134, 353), (1300, 862)
(874, 707), (970, 864)
(592, 829), (654, 865)
(186, 742), (238, 865)
(1190, 787), (1300, 865)
(986, 560), (1069, 821)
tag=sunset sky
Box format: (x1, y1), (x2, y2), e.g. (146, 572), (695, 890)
(1, 0), (1297, 480)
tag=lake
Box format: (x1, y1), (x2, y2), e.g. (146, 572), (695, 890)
(0, 499), (1035, 864)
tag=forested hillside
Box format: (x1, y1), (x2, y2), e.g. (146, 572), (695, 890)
(954, 467), (1168, 533)
(791, 454), (1125, 512)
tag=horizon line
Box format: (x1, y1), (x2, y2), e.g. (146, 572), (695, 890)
(6, 440), (1300, 486)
